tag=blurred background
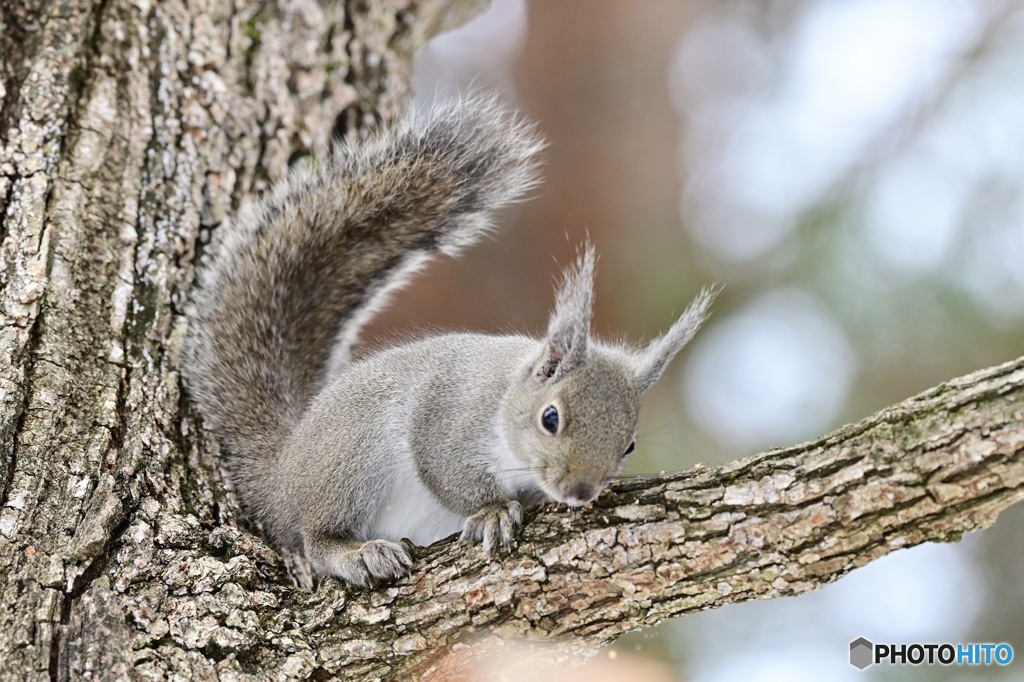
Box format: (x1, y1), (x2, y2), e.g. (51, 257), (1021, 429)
(372, 0), (1024, 678)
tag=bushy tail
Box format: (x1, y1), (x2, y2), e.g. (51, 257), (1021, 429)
(184, 94), (544, 496)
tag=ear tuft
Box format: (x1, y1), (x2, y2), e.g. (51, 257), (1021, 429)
(537, 244), (596, 380)
(634, 285), (718, 392)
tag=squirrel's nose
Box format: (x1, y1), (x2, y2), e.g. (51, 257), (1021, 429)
(563, 481), (597, 507)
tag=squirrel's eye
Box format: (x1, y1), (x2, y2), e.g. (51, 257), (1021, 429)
(623, 440), (636, 456)
(540, 405), (559, 435)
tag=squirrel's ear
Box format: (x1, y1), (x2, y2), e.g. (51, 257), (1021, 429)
(633, 286), (717, 392)
(535, 245), (596, 381)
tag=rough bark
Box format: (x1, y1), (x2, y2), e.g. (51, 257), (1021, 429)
(1, 1), (1022, 681)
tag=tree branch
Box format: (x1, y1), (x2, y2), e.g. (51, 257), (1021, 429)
(105, 356), (1024, 680)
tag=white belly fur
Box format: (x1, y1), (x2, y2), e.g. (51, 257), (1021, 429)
(370, 454), (465, 546)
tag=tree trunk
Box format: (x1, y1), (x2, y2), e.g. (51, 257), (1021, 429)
(1, 1), (1021, 680)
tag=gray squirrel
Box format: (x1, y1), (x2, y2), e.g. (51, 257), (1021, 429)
(184, 94), (714, 587)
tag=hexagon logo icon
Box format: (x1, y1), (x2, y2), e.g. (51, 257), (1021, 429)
(850, 637), (874, 670)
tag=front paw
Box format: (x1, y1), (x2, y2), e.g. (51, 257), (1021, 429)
(459, 500), (523, 559)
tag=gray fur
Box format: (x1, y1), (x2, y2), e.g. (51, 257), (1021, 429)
(184, 94), (714, 587)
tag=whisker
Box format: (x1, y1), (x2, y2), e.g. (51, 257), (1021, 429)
(637, 422), (688, 439)
(635, 439), (688, 455)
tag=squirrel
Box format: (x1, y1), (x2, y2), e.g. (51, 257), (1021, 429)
(184, 94), (715, 587)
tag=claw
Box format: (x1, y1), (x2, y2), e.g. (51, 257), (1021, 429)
(460, 500), (523, 558)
